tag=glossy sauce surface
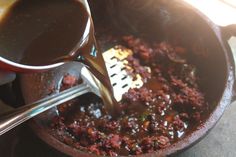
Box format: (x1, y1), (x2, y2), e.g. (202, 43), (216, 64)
(51, 34), (209, 156)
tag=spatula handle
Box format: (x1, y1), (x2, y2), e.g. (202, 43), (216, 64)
(0, 83), (90, 136)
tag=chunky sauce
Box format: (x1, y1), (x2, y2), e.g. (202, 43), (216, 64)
(51, 33), (209, 156)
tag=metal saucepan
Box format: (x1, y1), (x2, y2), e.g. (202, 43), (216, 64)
(0, 0), (90, 73)
(19, 0), (236, 156)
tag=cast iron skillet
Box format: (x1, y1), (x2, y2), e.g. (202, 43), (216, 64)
(20, 0), (236, 156)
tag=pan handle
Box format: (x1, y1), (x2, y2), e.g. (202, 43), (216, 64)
(222, 24), (236, 65)
(222, 24), (236, 38)
(221, 24), (236, 100)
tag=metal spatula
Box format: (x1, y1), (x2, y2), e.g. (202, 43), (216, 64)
(0, 46), (145, 136)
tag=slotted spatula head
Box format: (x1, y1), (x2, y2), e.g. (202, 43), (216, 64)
(81, 46), (148, 102)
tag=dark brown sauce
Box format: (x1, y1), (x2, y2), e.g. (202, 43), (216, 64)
(50, 34), (209, 156)
(0, 0), (88, 65)
(0, 0), (117, 114)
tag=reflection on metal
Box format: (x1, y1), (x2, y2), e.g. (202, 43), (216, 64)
(0, 0), (16, 18)
(228, 37), (236, 74)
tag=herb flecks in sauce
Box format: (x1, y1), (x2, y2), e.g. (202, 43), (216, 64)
(51, 35), (208, 156)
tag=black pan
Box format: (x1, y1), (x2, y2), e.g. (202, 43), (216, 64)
(20, 0), (236, 156)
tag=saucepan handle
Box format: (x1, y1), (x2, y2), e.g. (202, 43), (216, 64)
(221, 24), (236, 101)
(222, 24), (236, 38)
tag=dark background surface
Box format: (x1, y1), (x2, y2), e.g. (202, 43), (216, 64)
(0, 99), (235, 157)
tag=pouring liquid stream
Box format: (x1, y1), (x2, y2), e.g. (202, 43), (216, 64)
(0, 0), (118, 115)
